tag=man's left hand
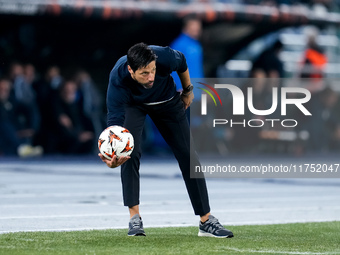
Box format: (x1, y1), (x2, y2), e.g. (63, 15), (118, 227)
(98, 153), (130, 168)
(181, 92), (194, 110)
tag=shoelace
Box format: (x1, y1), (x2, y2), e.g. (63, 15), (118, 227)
(208, 218), (224, 230)
(131, 219), (141, 229)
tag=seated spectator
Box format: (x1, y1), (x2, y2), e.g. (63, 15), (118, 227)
(0, 78), (42, 157)
(51, 80), (95, 154)
(33, 65), (63, 102)
(251, 39), (284, 78)
(299, 27), (327, 79)
(8, 62), (41, 128)
(9, 62), (36, 104)
(33, 65), (63, 153)
(74, 70), (104, 141)
(15, 63), (38, 106)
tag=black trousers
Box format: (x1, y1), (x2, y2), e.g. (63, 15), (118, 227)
(121, 92), (210, 216)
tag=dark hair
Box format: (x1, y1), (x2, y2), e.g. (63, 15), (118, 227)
(183, 16), (201, 28)
(272, 39), (283, 51)
(127, 43), (157, 72)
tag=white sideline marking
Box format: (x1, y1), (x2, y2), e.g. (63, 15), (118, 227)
(0, 220), (337, 234)
(216, 247), (340, 255)
(0, 223), (195, 234)
(1, 206), (340, 220)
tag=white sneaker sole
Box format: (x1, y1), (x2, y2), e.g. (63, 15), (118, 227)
(128, 232), (146, 236)
(198, 230), (232, 238)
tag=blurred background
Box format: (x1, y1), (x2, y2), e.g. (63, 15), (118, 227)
(1, 0), (340, 158)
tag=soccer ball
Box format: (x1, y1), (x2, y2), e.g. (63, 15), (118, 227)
(98, 126), (134, 160)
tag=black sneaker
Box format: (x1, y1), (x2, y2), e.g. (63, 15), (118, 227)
(198, 215), (234, 238)
(128, 214), (146, 236)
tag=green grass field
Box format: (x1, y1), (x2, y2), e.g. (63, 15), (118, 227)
(0, 222), (339, 255)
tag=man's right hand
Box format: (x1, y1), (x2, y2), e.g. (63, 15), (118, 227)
(98, 153), (130, 168)
(181, 91), (194, 110)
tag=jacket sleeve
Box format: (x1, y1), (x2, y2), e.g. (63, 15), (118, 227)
(167, 47), (188, 73)
(106, 76), (130, 127)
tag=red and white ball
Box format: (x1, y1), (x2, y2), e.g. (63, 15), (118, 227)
(98, 126), (134, 160)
